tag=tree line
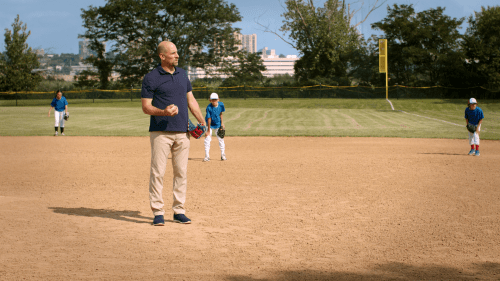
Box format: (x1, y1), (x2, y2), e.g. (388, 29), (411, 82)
(1, 0), (499, 95)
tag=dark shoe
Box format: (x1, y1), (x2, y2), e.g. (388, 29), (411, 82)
(173, 214), (191, 224)
(153, 215), (165, 226)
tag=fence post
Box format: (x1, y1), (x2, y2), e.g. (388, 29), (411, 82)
(130, 85), (133, 102)
(244, 84), (246, 100)
(15, 91), (18, 106)
(93, 86), (95, 103)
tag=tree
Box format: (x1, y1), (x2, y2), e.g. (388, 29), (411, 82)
(463, 6), (500, 91)
(81, 0), (242, 86)
(220, 51), (267, 86)
(259, 0), (384, 83)
(74, 70), (100, 89)
(0, 15), (41, 92)
(347, 35), (381, 86)
(371, 4), (464, 87)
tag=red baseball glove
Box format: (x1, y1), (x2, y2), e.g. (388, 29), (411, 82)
(188, 119), (206, 139)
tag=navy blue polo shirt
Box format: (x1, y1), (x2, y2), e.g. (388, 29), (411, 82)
(141, 64), (192, 132)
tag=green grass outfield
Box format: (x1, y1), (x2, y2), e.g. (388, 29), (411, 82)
(0, 98), (499, 139)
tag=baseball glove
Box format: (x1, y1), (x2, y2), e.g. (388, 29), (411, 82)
(188, 119), (206, 139)
(217, 127), (225, 139)
(466, 123), (477, 133)
(64, 112), (69, 121)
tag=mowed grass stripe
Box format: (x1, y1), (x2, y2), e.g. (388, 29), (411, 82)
(49, 107), (148, 135)
(352, 110), (395, 128)
(401, 110), (464, 127)
(415, 110), (463, 125)
(220, 108), (461, 137)
(0, 107), (148, 136)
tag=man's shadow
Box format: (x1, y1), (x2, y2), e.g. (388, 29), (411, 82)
(48, 207), (172, 224)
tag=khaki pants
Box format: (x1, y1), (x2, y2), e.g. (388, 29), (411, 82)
(149, 131), (190, 216)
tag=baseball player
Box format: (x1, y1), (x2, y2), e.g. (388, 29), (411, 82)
(465, 98), (484, 156)
(48, 90), (68, 136)
(203, 93), (226, 161)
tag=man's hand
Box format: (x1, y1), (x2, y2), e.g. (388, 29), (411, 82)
(164, 104), (178, 116)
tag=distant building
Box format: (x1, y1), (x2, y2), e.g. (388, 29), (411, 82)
(70, 62), (97, 75)
(79, 39), (106, 60)
(260, 47), (299, 77)
(35, 49), (44, 56)
(187, 46), (299, 80)
(234, 32), (257, 53)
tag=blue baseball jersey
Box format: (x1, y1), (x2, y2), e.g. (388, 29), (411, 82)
(141, 64), (192, 132)
(205, 102), (225, 129)
(464, 107), (484, 125)
(50, 96), (68, 112)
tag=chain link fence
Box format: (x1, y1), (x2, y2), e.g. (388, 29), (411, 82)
(1, 85), (498, 105)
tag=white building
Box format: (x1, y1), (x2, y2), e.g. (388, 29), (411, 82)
(260, 47), (298, 77)
(187, 46), (299, 80)
(187, 64), (228, 80)
(234, 32), (257, 53)
(70, 62), (97, 75)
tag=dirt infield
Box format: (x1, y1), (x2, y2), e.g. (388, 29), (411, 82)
(1, 136), (499, 280)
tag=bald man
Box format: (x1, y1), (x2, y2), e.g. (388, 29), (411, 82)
(141, 41), (205, 226)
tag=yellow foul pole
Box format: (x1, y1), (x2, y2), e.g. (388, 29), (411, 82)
(379, 39), (388, 99)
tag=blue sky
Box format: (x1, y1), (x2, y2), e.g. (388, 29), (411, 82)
(0, 0), (498, 56)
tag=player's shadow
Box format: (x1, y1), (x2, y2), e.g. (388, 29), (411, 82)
(188, 157), (205, 161)
(226, 262), (500, 280)
(167, 157), (205, 161)
(48, 207), (167, 224)
(418, 152), (468, 156)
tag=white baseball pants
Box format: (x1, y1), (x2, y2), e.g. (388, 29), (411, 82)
(54, 111), (65, 127)
(204, 127), (225, 158)
(468, 124), (481, 145)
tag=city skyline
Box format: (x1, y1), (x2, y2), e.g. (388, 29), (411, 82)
(234, 32), (258, 54)
(1, 0), (498, 56)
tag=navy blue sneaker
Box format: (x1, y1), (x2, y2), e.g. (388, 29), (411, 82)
(153, 215), (164, 226)
(173, 214), (191, 224)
